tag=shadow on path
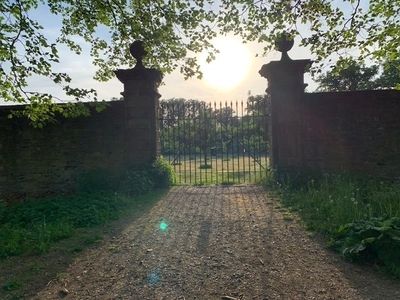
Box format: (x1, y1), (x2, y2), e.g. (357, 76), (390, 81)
(35, 186), (400, 300)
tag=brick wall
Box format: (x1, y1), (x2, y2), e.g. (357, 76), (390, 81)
(260, 54), (400, 179)
(301, 90), (400, 177)
(277, 89), (400, 177)
(0, 99), (159, 201)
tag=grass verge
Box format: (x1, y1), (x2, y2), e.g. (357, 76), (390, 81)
(0, 191), (160, 258)
(0, 190), (167, 300)
(263, 172), (400, 278)
(0, 157), (174, 299)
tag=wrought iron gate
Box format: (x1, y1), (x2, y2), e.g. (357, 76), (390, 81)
(159, 99), (270, 184)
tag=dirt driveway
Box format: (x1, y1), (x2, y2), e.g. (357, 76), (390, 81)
(35, 186), (400, 299)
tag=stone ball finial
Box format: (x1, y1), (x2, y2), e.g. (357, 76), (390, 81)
(114, 40), (162, 84)
(129, 40), (147, 68)
(275, 33), (294, 61)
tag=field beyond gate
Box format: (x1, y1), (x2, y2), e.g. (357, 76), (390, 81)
(159, 99), (270, 184)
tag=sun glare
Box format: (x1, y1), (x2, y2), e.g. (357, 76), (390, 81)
(200, 37), (252, 90)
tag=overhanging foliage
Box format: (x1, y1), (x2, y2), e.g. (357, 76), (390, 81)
(1, 0), (399, 124)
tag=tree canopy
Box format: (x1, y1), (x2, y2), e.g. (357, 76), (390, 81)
(375, 59), (400, 89)
(316, 57), (379, 91)
(316, 57), (400, 91)
(1, 0), (399, 123)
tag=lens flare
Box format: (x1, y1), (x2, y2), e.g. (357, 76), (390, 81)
(159, 220), (168, 231)
(200, 36), (251, 90)
(147, 271), (161, 286)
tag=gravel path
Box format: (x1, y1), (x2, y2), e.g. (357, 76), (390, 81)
(35, 186), (400, 300)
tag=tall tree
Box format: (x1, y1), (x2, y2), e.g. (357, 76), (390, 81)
(375, 60), (400, 89)
(160, 98), (207, 127)
(316, 58), (379, 91)
(160, 98), (214, 165)
(246, 94), (270, 116)
(1, 1), (400, 124)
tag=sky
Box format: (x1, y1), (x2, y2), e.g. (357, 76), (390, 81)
(1, 2), (347, 106)
(162, 0), (367, 102)
(159, 37), (315, 103)
(41, 35), (315, 104)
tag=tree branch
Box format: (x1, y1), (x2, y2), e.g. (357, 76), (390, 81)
(343, 0), (361, 30)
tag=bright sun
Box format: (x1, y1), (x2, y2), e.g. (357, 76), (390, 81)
(200, 37), (252, 91)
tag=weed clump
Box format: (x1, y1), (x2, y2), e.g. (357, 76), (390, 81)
(332, 217), (400, 278)
(263, 172), (400, 278)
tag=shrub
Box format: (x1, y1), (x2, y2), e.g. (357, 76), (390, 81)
(152, 156), (174, 188)
(331, 217), (400, 278)
(199, 164), (212, 169)
(119, 157), (174, 193)
(119, 169), (155, 195)
(77, 156), (174, 194)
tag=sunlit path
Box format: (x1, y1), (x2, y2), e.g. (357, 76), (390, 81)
(35, 186), (400, 299)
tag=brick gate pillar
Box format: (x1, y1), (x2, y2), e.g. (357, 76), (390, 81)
(115, 41), (162, 165)
(259, 36), (311, 174)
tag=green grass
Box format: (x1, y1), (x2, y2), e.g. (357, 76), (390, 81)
(273, 175), (400, 233)
(263, 173), (400, 278)
(169, 155), (269, 185)
(0, 192), (137, 257)
(2, 280), (21, 292)
(0, 157), (174, 258)
(0, 190), (165, 300)
(0, 158), (175, 299)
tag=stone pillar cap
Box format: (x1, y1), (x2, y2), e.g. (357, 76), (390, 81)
(114, 40), (163, 84)
(259, 59), (312, 79)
